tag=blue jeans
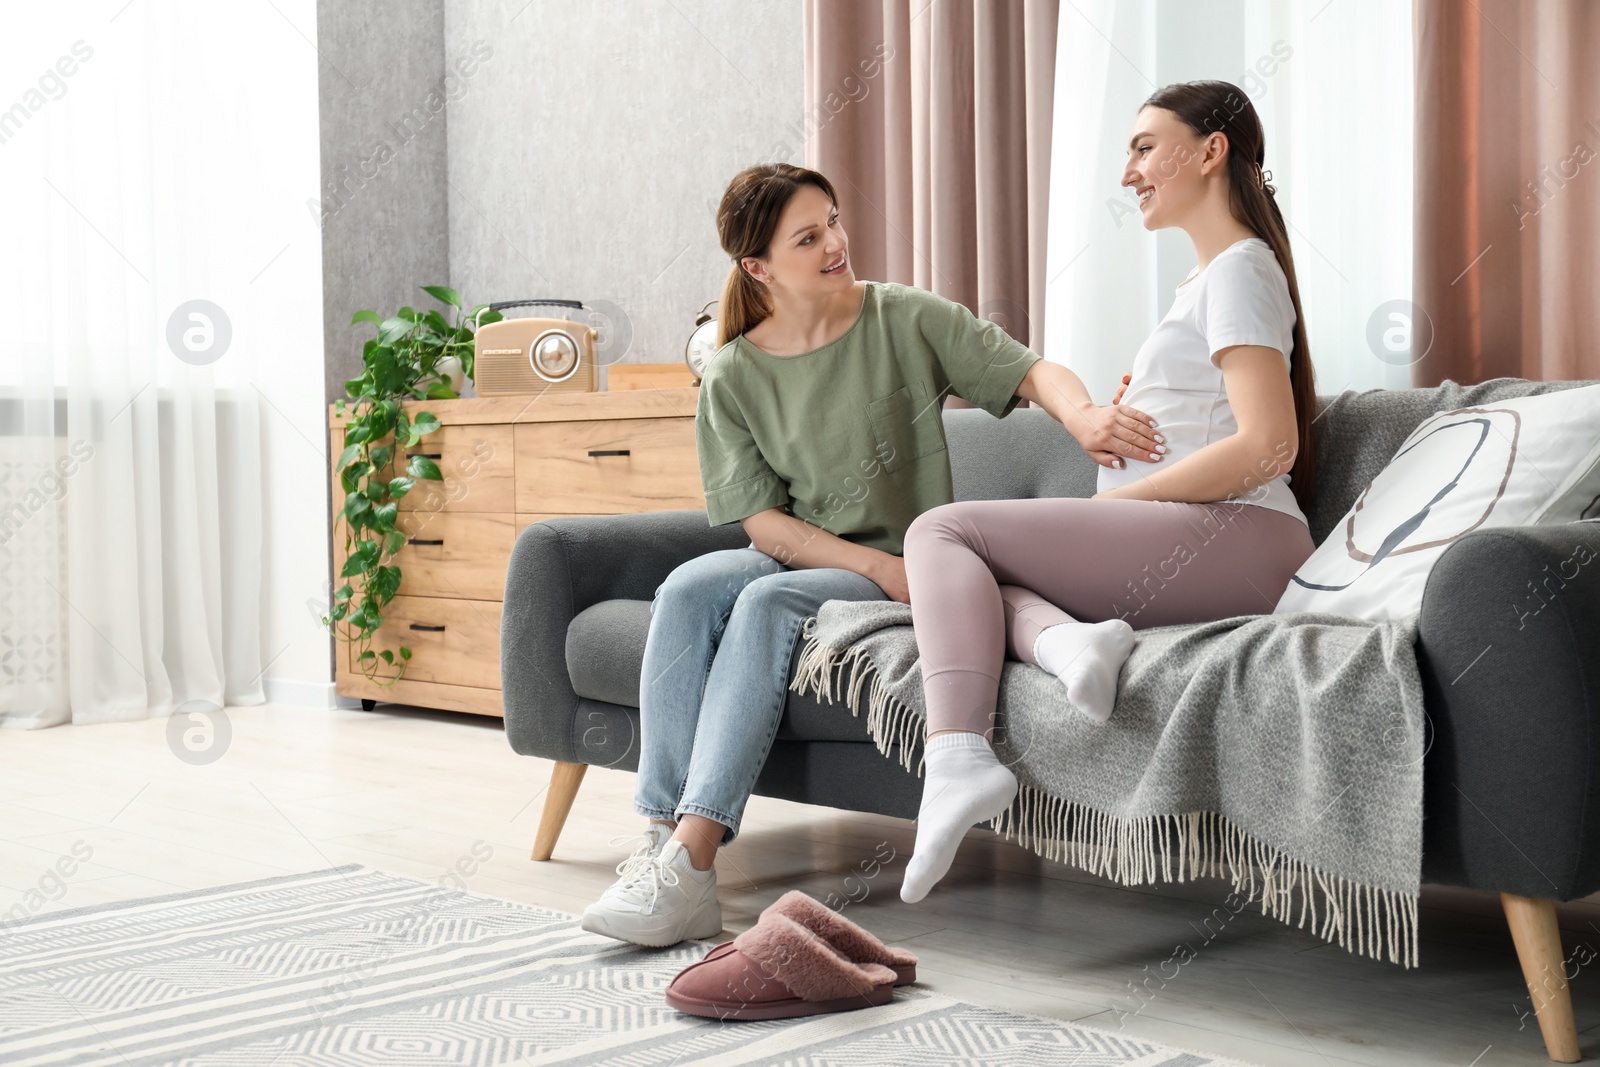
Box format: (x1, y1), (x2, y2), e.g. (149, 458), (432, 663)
(633, 547), (889, 845)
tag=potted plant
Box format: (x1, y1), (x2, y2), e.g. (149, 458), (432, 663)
(323, 285), (503, 684)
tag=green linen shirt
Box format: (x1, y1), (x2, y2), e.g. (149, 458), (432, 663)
(695, 280), (1043, 556)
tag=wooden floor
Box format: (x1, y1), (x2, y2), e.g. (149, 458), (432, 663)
(3, 701), (1597, 1066)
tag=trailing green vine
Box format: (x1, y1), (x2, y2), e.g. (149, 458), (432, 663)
(324, 285), (503, 684)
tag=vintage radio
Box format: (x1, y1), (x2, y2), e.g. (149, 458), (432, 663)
(473, 299), (599, 396)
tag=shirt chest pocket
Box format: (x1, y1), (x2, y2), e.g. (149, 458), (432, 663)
(866, 379), (947, 476)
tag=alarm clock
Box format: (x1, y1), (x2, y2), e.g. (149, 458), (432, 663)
(684, 299), (720, 382)
(474, 299), (598, 396)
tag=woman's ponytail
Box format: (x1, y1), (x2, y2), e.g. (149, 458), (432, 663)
(717, 261), (772, 349)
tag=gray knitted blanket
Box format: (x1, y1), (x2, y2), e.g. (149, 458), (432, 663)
(790, 601), (1426, 967)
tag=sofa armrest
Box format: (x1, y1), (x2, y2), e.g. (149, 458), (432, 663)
(1415, 520), (1600, 898)
(499, 509), (751, 761)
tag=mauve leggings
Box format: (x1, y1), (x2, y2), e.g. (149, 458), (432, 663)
(902, 497), (1318, 738)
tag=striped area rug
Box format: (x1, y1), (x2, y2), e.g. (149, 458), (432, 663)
(0, 864), (1256, 1066)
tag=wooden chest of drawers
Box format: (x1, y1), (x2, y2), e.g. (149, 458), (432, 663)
(328, 387), (703, 717)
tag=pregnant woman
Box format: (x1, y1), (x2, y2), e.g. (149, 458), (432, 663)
(896, 79), (1322, 903)
(580, 162), (1165, 946)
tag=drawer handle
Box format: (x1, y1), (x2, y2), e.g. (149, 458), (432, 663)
(409, 623), (446, 632)
(408, 538), (444, 546)
(588, 449), (631, 457)
(407, 452), (443, 459)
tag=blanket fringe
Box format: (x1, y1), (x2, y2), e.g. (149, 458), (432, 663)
(789, 623), (1421, 970)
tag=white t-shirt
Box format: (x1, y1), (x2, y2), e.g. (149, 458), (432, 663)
(1096, 236), (1309, 528)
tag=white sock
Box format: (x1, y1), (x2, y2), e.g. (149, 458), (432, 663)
(901, 732), (1018, 904)
(1032, 620), (1135, 724)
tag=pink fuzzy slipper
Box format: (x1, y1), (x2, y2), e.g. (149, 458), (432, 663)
(696, 891), (918, 985)
(764, 891), (918, 985)
(664, 912), (896, 1020)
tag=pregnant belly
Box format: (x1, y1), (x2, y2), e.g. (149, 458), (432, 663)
(1096, 388), (1219, 493)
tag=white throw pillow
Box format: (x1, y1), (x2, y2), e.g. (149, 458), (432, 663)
(1273, 384), (1600, 621)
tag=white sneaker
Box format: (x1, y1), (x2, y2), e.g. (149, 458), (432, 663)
(608, 823), (672, 884)
(580, 839), (722, 947)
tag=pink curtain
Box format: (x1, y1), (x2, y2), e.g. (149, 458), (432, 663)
(1414, 0), (1600, 385)
(803, 0), (1059, 406)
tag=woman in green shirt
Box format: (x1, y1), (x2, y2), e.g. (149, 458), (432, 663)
(579, 163), (1163, 948)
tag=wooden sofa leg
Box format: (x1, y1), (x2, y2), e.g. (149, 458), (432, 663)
(1501, 892), (1582, 1062)
(531, 762), (588, 861)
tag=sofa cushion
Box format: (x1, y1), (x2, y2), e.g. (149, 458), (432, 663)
(944, 407), (1098, 502)
(566, 600), (651, 709)
(1277, 384), (1600, 620)
(564, 599), (875, 743)
(1299, 377), (1600, 546)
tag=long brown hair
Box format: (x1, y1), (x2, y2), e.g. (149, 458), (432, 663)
(1142, 80), (1319, 512)
(713, 163), (841, 349)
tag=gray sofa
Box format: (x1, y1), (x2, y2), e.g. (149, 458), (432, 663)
(502, 376), (1600, 1062)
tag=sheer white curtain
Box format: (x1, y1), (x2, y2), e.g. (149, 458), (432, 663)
(0, 3), (317, 729)
(1042, 0), (1414, 402)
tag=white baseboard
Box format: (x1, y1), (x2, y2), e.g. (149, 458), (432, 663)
(262, 677), (363, 710)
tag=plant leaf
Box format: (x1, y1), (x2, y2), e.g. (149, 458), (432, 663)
(351, 309), (382, 327)
(378, 317), (411, 345)
(376, 564), (402, 599)
(407, 454), (443, 481)
(341, 462), (372, 496)
(343, 494), (373, 523)
(421, 285), (462, 309)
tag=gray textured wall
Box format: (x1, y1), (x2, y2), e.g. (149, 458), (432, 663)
(442, 0), (805, 375)
(316, 0), (451, 678)
(316, 0), (452, 405)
